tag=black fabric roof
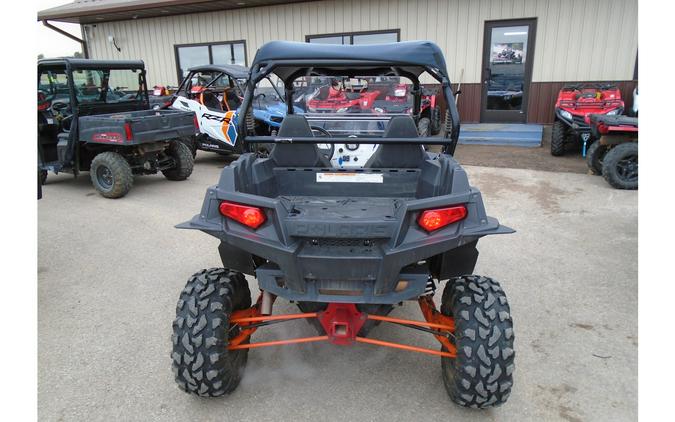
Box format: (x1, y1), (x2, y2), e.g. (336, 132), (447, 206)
(251, 40), (449, 81)
(187, 64), (249, 79)
(38, 58), (145, 70)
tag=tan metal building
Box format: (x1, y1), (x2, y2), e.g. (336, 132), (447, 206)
(39, 0), (638, 123)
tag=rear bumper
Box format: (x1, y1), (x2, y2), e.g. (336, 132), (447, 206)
(256, 263), (431, 304)
(178, 188), (513, 304)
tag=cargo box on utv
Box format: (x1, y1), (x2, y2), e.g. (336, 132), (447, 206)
(38, 58), (197, 198)
(79, 109), (196, 145)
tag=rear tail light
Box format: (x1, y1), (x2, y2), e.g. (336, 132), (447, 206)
(124, 122), (133, 141)
(417, 205), (467, 232)
(193, 114), (199, 130)
(219, 201), (266, 229)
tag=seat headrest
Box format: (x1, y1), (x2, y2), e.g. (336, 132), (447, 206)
(269, 115), (331, 167)
(384, 115), (420, 138)
(277, 114), (314, 137)
(199, 91), (223, 112)
(364, 116), (425, 168)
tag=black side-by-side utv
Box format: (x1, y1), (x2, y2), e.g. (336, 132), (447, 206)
(38, 58), (197, 198)
(172, 41), (515, 408)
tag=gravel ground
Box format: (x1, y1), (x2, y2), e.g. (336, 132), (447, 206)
(38, 151), (637, 421)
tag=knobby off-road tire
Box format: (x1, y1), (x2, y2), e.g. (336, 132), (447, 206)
(418, 117), (432, 137)
(162, 141), (194, 181)
(602, 142), (638, 190)
(440, 275), (515, 408)
(89, 152), (133, 199)
(179, 136), (198, 159)
(172, 268), (252, 397)
(550, 120), (567, 156)
(586, 141), (607, 175)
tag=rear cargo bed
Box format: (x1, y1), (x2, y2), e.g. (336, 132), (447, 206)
(79, 109), (196, 145)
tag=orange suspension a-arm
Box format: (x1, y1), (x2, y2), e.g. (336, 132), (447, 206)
(226, 295), (457, 359)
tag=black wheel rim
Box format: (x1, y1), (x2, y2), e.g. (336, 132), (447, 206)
(615, 154), (638, 182)
(96, 166), (114, 190)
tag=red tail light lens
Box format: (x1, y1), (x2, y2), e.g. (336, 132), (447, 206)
(219, 201), (266, 229)
(417, 205), (467, 232)
(193, 114), (199, 130)
(124, 122), (133, 141)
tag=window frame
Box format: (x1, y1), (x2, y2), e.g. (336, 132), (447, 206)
(174, 40), (247, 84)
(305, 29), (401, 45)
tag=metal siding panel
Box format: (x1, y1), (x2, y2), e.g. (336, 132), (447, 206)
(553, 0), (573, 81)
(579, 0), (598, 80)
(81, 0), (637, 88)
(603, 1), (623, 79)
(588, 0), (610, 80)
(543, 0), (560, 81)
(440, 0), (453, 78)
(147, 22), (162, 83)
(322, 0), (333, 34)
(295, 3), (304, 41)
(262, 6), (272, 44)
(463, 0), (481, 83)
(407, 0), (417, 40)
(455, 0), (468, 83)
(159, 18), (172, 84)
(387, 0), (396, 30)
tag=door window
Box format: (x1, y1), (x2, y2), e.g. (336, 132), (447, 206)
(177, 45), (210, 79)
(39, 70), (69, 102)
(176, 41), (247, 82)
(307, 30), (399, 45)
(485, 25), (529, 112)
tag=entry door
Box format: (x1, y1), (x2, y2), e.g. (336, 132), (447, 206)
(480, 19), (536, 123)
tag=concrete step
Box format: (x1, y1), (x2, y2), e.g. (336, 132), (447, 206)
(458, 123), (543, 148)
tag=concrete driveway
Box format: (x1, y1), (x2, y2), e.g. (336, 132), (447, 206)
(38, 153), (638, 421)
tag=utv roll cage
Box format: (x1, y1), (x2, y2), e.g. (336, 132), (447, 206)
(38, 58), (150, 110)
(175, 64), (250, 95)
(237, 41), (461, 154)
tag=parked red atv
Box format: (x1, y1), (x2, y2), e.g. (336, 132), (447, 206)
(550, 83), (624, 156)
(149, 84), (175, 109)
(307, 79), (442, 136)
(372, 83), (442, 136)
(586, 114), (638, 189)
(306, 79), (381, 113)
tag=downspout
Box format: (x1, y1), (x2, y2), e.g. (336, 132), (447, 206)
(42, 20), (88, 58)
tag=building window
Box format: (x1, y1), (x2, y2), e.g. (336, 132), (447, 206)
(306, 30), (400, 45)
(174, 41), (246, 82)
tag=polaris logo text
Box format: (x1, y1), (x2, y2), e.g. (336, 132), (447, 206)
(291, 223), (389, 237)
